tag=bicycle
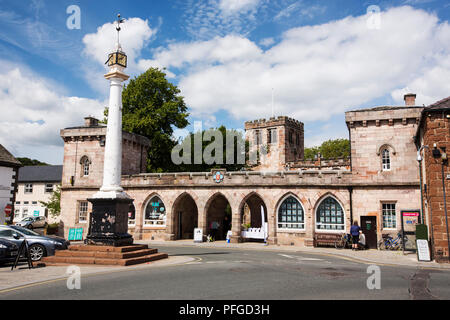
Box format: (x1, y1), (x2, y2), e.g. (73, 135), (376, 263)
(335, 233), (352, 249)
(377, 232), (403, 250)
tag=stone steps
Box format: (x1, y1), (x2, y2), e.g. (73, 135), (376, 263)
(39, 244), (168, 266)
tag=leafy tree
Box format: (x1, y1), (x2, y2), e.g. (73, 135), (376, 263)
(39, 185), (61, 218)
(304, 139), (350, 160)
(172, 126), (249, 172)
(17, 157), (49, 166)
(105, 68), (189, 172)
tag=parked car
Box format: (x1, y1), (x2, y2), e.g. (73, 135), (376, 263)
(0, 225), (69, 261)
(0, 239), (19, 266)
(15, 216), (47, 230)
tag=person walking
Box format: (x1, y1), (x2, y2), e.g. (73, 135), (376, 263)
(350, 221), (361, 250)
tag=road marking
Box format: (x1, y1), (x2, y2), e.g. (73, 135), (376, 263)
(279, 254), (296, 259)
(297, 257), (323, 261)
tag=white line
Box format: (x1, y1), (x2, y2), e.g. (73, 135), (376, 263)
(279, 254), (296, 259)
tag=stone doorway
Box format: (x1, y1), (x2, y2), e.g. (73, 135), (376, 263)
(173, 194), (198, 240)
(240, 193), (268, 241)
(206, 194), (231, 241)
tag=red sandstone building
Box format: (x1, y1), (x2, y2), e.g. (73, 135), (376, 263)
(58, 94), (448, 261)
(416, 96), (450, 262)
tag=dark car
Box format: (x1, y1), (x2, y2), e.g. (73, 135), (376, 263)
(0, 225), (69, 261)
(0, 238), (19, 265)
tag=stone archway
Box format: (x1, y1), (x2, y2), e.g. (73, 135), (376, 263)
(172, 193), (198, 240)
(205, 193), (232, 241)
(240, 193), (268, 230)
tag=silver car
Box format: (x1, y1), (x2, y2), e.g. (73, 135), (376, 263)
(15, 216), (47, 230)
(0, 225), (69, 261)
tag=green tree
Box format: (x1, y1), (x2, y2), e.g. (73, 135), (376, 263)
(17, 157), (49, 166)
(39, 185), (61, 218)
(304, 139), (350, 160)
(173, 126), (249, 172)
(106, 68), (189, 172)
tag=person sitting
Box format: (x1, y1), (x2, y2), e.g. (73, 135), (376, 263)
(358, 231), (366, 250)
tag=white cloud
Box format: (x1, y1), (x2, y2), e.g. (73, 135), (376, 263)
(219, 0), (262, 15)
(0, 63), (105, 164)
(82, 18), (157, 94)
(260, 37), (275, 47)
(141, 6), (450, 121)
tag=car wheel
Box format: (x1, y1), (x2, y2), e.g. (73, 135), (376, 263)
(29, 244), (46, 261)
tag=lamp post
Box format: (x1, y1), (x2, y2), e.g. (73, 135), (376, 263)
(86, 15), (133, 247)
(417, 145), (429, 225)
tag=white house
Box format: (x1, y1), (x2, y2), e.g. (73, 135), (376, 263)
(15, 165), (62, 224)
(0, 144), (21, 225)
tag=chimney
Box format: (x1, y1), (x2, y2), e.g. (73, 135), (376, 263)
(84, 116), (99, 127)
(404, 93), (417, 106)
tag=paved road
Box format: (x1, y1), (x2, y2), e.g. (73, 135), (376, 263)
(1, 245), (449, 300)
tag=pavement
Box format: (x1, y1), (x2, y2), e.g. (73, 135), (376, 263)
(0, 255), (195, 292)
(135, 239), (450, 270)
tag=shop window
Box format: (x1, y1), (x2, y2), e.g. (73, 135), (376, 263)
(277, 196), (305, 230)
(316, 197), (345, 231)
(144, 196), (166, 226)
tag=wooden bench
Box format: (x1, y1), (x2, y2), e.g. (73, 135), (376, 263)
(314, 233), (343, 247)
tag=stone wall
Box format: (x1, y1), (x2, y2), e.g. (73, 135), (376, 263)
(421, 111), (450, 262)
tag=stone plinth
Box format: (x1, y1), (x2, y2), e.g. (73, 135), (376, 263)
(40, 244), (168, 266)
(86, 197), (134, 247)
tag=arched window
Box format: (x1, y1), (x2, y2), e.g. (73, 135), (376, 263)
(128, 204), (136, 226)
(277, 196), (305, 230)
(382, 149), (391, 171)
(316, 197), (345, 231)
(144, 196), (166, 226)
(80, 156), (91, 176)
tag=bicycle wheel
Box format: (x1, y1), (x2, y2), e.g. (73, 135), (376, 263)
(335, 239), (344, 249)
(377, 240), (386, 250)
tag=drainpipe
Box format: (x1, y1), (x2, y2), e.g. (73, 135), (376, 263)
(441, 159), (450, 262)
(348, 186), (353, 230)
(417, 145), (429, 225)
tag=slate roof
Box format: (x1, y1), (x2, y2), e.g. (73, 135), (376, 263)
(18, 165), (63, 183)
(347, 105), (423, 113)
(424, 96), (450, 111)
(0, 144), (21, 167)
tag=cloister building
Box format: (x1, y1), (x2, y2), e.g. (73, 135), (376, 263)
(59, 94), (425, 248)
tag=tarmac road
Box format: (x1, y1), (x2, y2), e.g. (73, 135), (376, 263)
(1, 245), (449, 300)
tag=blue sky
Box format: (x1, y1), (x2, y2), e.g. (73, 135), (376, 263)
(0, 0), (449, 164)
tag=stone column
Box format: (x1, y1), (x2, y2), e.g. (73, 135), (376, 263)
(230, 203), (242, 243)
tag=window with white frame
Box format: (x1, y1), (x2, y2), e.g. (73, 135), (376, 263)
(316, 197), (345, 231)
(382, 149), (391, 171)
(278, 196), (305, 230)
(144, 196), (166, 226)
(78, 201), (89, 223)
(83, 158), (90, 176)
(25, 184), (33, 193)
(22, 209), (28, 217)
(45, 184), (54, 193)
(382, 203), (396, 229)
(128, 204), (136, 226)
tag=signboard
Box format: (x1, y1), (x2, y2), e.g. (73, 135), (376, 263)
(401, 210), (420, 252)
(194, 228), (203, 243)
(4, 204), (12, 216)
(416, 239), (431, 262)
(33, 210), (40, 217)
(68, 228), (84, 241)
